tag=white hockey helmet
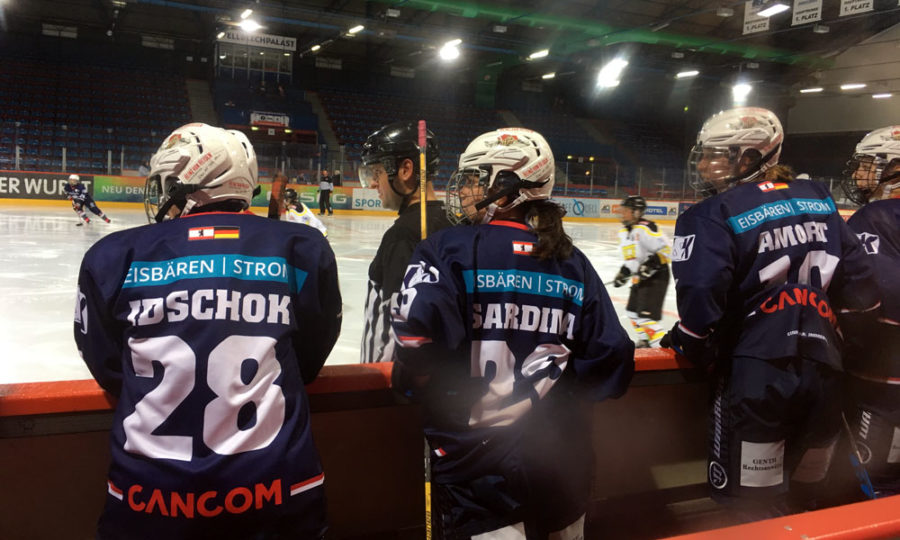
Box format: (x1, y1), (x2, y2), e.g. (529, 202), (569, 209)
(68, 174), (80, 185)
(687, 107), (783, 197)
(446, 127), (555, 224)
(841, 126), (900, 204)
(148, 123), (258, 221)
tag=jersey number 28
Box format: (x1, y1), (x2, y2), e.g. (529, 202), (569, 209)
(122, 335), (286, 461)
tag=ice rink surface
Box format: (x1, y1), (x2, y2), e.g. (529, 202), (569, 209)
(0, 202), (677, 384)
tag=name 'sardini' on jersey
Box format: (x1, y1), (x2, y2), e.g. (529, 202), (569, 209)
(464, 269), (584, 340)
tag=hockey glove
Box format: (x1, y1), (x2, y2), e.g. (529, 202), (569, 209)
(613, 266), (631, 287)
(638, 253), (663, 281)
(659, 332), (673, 349)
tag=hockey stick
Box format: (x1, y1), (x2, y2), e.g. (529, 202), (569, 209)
(418, 120), (428, 241)
(417, 119), (433, 539)
(841, 412), (877, 500)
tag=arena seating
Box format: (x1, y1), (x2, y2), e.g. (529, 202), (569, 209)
(319, 88), (505, 187)
(0, 57), (191, 174)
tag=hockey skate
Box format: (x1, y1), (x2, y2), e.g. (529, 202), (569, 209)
(103, 216), (111, 223)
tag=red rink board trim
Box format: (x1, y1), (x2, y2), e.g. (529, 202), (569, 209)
(0, 352), (683, 418)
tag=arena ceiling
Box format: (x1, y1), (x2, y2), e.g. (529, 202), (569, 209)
(6, 0), (900, 90)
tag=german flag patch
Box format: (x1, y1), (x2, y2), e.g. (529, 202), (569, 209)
(188, 226), (240, 240)
(512, 241), (534, 255)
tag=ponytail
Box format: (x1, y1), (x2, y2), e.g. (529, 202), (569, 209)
(765, 164), (795, 183)
(525, 200), (573, 261)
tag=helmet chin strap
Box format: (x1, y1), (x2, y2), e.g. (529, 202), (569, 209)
(154, 184), (201, 223)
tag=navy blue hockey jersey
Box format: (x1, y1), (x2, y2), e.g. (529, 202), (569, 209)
(74, 211), (341, 539)
(65, 182), (90, 201)
(391, 220), (634, 480)
(670, 179), (877, 367)
(845, 199), (900, 379)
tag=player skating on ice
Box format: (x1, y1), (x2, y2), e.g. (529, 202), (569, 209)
(839, 126), (900, 497)
(358, 121), (452, 364)
(391, 128), (634, 538)
(65, 174), (111, 225)
(283, 187), (327, 237)
(661, 107), (878, 520)
(612, 195), (672, 347)
(74, 123), (341, 540)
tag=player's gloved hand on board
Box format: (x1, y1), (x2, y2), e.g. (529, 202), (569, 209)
(613, 266), (630, 287)
(638, 254), (662, 281)
(659, 332), (673, 349)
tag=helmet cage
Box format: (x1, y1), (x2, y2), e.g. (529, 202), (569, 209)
(842, 154), (900, 205)
(688, 144), (774, 197)
(446, 166), (491, 225)
(283, 188), (298, 206)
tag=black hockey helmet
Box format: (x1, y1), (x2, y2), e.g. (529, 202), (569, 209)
(283, 187), (298, 206)
(622, 195), (647, 212)
(359, 121), (439, 192)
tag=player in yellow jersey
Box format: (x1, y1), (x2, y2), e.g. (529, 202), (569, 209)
(613, 195), (672, 347)
(283, 188), (327, 237)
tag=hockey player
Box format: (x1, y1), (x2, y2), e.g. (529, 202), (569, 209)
(839, 126), (900, 497)
(358, 121), (452, 364)
(74, 123), (341, 540)
(661, 107), (878, 519)
(283, 187), (327, 237)
(612, 195), (672, 347)
(65, 173), (111, 225)
(392, 128), (635, 538)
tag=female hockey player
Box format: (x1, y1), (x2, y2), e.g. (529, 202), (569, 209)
(74, 123), (341, 539)
(283, 187), (327, 236)
(612, 195), (672, 347)
(662, 107), (878, 520)
(65, 173), (111, 225)
(391, 127), (635, 539)
(840, 126), (900, 497)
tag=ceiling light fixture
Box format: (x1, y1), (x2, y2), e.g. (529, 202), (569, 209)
(813, 23), (830, 33)
(732, 83), (753, 103)
(872, 93), (893, 99)
(311, 44), (321, 52)
(597, 58), (628, 88)
(758, 3), (790, 17)
(542, 72), (556, 79)
(675, 70), (699, 79)
(348, 25), (365, 34)
(716, 7), (734, 17)
(238, 19), (261, 32)
(528, 49), (549, 60)
(217, 31), (225, 39)
(841, 83), (866, 90)
(799, 87), (823, 93)
(439, 43), (460, 61)
(240, 9), (253, 20)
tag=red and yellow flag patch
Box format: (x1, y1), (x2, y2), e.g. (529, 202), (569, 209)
(188, 226), (240, 240)
(758, 181), (788, 192)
